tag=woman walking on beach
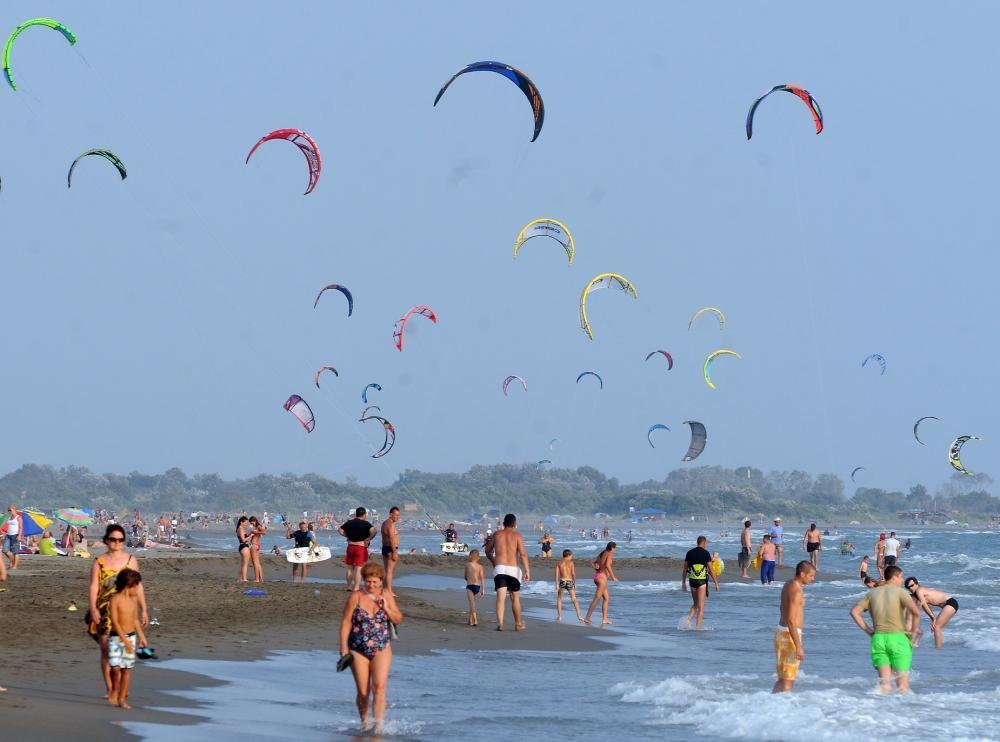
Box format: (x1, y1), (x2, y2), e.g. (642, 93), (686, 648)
(236, 516), (252, 582)
(585, 541), (618, 625)
(248, 516), (267, 582)
(87, 524), (148, 700)
(339, 562), (403, 734)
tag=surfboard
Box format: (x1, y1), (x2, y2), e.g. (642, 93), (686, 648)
(440, 542), (470, 555)
(286, 546), (332, 564)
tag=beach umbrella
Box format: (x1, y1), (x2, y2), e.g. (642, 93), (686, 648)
(19, 510), (53, 537)
(55, 508), (92, 526)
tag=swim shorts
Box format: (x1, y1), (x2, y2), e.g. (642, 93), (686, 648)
(558, 579), (575, 591)
(884, 555), (897, 567)
(870, 632), (912, 671)
(494, 573), (521, 592)
(466, 584), (481, 595)
(381, 545), (394, 557)
(109, 633), (137, 670)
(807, 542), (820, 553)
(345, 544), (368, 567)
(944, 597), (959, 612)
(774, 628), (802, 680)
(688, 578), (708, 590)
(738, 548), (750, 569)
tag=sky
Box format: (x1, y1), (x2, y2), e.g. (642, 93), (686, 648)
(0, 2), (995, 490)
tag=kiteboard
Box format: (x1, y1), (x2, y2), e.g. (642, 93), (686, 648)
(440, 542), (470, 555)
(286, 546), (332, 564)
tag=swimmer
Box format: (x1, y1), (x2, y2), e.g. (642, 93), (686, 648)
(681, 536), (719, 630)
(538, 532), (556, 558)
(464, 549), (484, 626)
(802, 523), (822, 571)
(859, 555), (871, 584)
(555, 549), (583, 623)
(904, 577), (958, 649)
(585, 542), (619, 626)
(774, 561), (816, 693)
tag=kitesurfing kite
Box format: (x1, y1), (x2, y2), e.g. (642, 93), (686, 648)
(434, 61), (545, 142)
(3, 18), (76, 91)
(313, 366), (338, 389)
(949, 435), (981, 476)
(360, 405), (381, 419)
(647, 423), (670, 448)
(851, 466), (865, 483)
(549, 438), (559, 450)
(513, 218), (574, 264)
(283, 394), (315, 433)
(502, 375), (527, 396)
(245, 129), (321, 195)
(67, 150), (126, 188)
(682, 421), (707, 462)
(313, 284), (353, 316)
(688, 307), (725, 331)
(746, 85), (824, 140)
(703, 349), (742, 390)
(362, 383), (381, 404)
(576, 371), (603, 389)
(645, 350), (673, 370)
(361, 414), (395, 458)
(537, 459), (552, 466)
(862, 353), (887, 376)
(913, 416), (939, 445)
(579, 273), (638, 340)
(393, 306), (437, 351)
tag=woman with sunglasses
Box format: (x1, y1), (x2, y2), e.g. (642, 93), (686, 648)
(88, 524), (149, 700)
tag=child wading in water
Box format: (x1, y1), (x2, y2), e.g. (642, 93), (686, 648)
(108, 568), (148, 709)
(555, 549), (583, 623)
(464, 549), (484, 626)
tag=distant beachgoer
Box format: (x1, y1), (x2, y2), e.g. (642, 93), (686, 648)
(802, 524), (822, 571)
(485, 513), (531, 631)
(285, 520), (315, 583)
(556, 549), (583, 623)
(339, 562), (404, 734)
(236, 516), (252, 582)
(859, 555), (871, 584)
(759, 535), (776, 585)
(482, 531), (496, 567)
(682, 536), (719, 630)
(874, 533), (887, 577)
(739, 520), (753, 579)
(3, 505), (24, 571)
(88, 524), (148, 701)
(381, 507), (401, 595)
(107, 568), (148, 710)
(339, 508), (376, 592)
(768, 518), (784, 566)
(884, 532), (901, 568)
(538, 532), (555, 558)
(464, 549), (485, 626)
(905, 577), (958, 648)
(774, 561), (817, 693)
(248, 516), (266, 583)
(441, 523), (459, 543)
(850, 565), (921, 694)
(586, 542), (619, 626)
(626, 530), (633, 544)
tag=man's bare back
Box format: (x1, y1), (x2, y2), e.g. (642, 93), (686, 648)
(492, 527), (528, 573)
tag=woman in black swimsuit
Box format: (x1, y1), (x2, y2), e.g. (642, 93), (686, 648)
(538, 532), (555, 558)
(236, 516), (251, 582)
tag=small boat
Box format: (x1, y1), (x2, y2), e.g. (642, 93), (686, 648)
(440, 541), (470, 555)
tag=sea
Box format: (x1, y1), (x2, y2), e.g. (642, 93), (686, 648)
(125, 525), (1000, 741)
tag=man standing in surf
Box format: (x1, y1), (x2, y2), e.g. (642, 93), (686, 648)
(485, 513), (531, 631)
(802, 523), (823, 571)
(739, 520), (753, 579)
(681, 535), (720, 630)
(380, 507), (401, 595)
(773, 561), (816, 692)
(768, 517), (784, 566)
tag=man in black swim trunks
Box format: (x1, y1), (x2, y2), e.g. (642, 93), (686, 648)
(739, 520), (752, 579)
(904, 577), (959, 649)
(380, 507), (401, 595)
(802, 524), (823, 571)
(681, 535), (720, 630)
(485, 514), (530, 631)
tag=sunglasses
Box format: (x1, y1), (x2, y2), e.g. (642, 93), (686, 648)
(106, 537), (125, 543)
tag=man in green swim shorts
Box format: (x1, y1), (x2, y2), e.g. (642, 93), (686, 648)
(849, 565), (921, 694)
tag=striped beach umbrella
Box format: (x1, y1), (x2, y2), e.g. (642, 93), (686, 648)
(55, 508), (93, 527)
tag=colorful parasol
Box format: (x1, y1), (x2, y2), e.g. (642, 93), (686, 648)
(18, 510), (53, 537)
(55, 508), (93, 526)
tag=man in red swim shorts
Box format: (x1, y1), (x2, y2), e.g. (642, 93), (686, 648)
(339, 507), (376, 591)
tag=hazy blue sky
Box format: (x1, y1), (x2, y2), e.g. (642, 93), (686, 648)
(0, 2), (995, 489)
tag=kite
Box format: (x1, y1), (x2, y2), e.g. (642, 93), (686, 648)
(647, 423), (670, 448)
(361, 414), (395, 458)
(434, 61), (544, 142)
(283, 394), (315, 433)
(362, 383), (382, 404)
(688, 307), (725, 332)
(67, 149), (126, 188)
(502, 375), (527, 396)
(3, 18), (76, 91)
(245, 129), (321, 195)
(703, 349), (742, 390)
(862, 353), (887, 376)
(537, 459), (552, 466)
(549, 438), (559, 450)
(360, 405), (381, 419)
(393, 306), (437, 351)
(313, 284), (353, 316)
(949, 435), (981, 476)
(851, 466), (865, 483)
(645, 350), (673, 370)
(575, 371), (603, 389)
(513, 218), (574, 264)
(682, 421), (706, 462)
(579, 273), (638, 340)
(913, 416), (939, 446)
(746, 85), (824, 140)
(313, 365), (338, 389)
